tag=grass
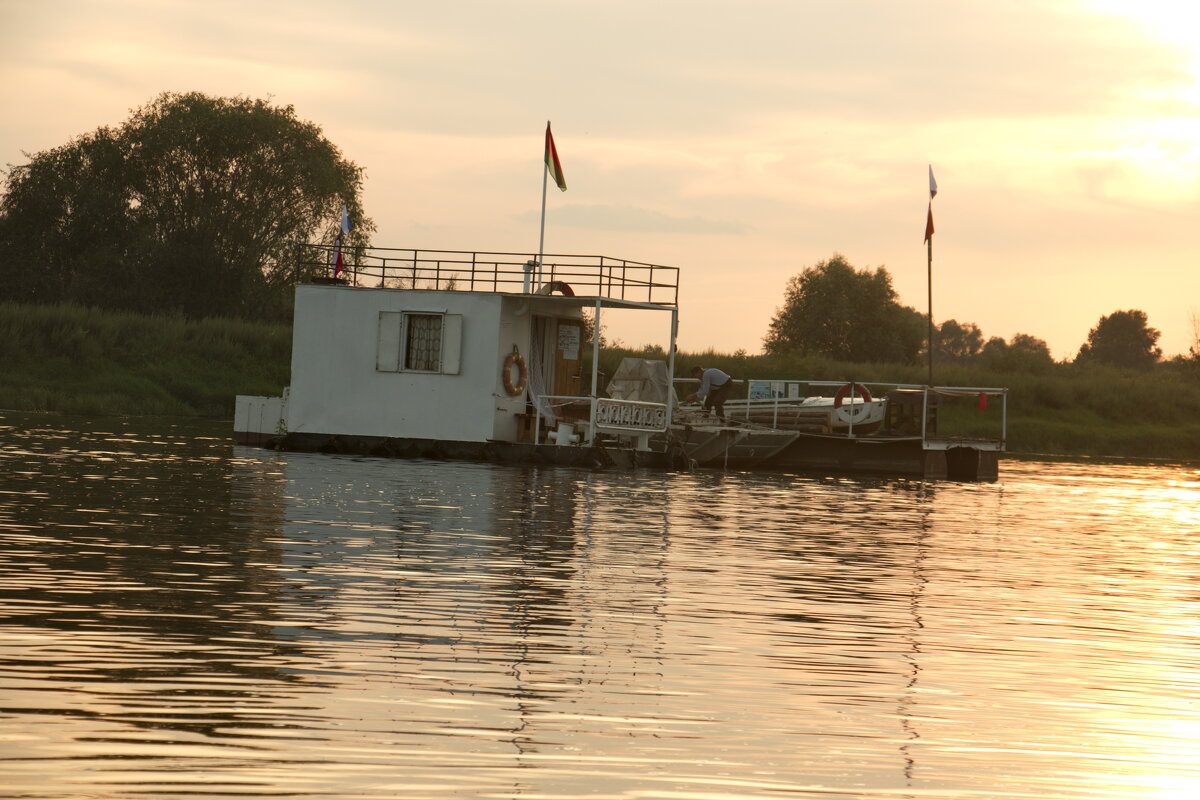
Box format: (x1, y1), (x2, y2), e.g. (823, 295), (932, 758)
(0, 302), (290, 417)
(3, 302), (1197, 461)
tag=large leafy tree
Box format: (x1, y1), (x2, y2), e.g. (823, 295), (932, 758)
(981, 333), (1055, 373)
(0, 92), (371, 319)
(936, 319), (984, 360)
(763, 254), (924, 363)
(1074, 309), (1162, 369)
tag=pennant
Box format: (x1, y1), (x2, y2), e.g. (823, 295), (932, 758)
(978, 392), (988, 411)
(924, 203), (934, 244)
(928, 164), (938, 199)
(545, 122), (567, 191)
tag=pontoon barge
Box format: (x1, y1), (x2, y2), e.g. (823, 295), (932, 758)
(234, 246), (1006, 480)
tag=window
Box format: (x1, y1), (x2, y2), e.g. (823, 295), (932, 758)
(377, 312), (462, 374)
(404, 314), (442, 371)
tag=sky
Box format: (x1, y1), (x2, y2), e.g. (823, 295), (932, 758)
(2, 0), (1198, 359)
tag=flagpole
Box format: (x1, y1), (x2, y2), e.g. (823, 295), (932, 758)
(924, 165), (937, 388)
(927, 227), (934, 387)
(537, 147), (549, 290)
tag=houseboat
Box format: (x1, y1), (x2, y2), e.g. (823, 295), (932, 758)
(234, 245), (1007, 479)
(235, 246), (691, 469)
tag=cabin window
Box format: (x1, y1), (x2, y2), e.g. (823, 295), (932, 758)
(405, 314), (442, 371)
(377, 312), (462, 375)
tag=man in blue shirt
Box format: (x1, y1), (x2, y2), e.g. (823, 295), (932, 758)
(685, 365), (735, 419)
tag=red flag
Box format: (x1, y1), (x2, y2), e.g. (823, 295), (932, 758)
(978, 392), (988, 410)
(333, 203), (352, 276)
(545, 122), (567, 191)
(924, 202), (934, 243)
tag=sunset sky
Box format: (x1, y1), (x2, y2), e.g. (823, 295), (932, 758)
(2, 0), (1197, 359)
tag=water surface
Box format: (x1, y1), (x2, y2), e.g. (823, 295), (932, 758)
(1, 413), (1198, 799)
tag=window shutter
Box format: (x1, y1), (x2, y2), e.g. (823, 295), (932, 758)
(377, 312), (402, 371)
(441, 314), (463, 375)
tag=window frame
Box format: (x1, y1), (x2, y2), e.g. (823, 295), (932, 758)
(376, 311), (462, 375)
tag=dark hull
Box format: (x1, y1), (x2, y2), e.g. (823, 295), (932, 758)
(241, 431), (680, 470)
(765, 433), (999, 481)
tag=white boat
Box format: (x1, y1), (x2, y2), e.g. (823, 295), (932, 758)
(720, 381), (887, 435)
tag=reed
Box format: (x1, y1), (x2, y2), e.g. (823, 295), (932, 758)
(0, 302), (290, 417)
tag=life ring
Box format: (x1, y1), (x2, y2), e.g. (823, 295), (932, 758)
(502, 351), (528, 396)
(833, 382), (872, 407)
(536, 280), (575, 296)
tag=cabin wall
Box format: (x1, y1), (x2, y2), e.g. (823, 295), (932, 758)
(287, 285), (504, 442)
(492, 297), (586, 442)
(492, 298), (529, 442)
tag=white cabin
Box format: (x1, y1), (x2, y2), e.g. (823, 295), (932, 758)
(235, 248), (680, 452)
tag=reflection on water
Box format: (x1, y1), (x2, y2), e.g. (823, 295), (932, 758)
(2, 412), (1199, 799)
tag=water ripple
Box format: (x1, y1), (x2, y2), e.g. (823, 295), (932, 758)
(2, 412), (1199, 798)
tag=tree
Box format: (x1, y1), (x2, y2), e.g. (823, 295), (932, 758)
(936, 319), (984, 360)
(981, 333), (1055, 373)
(0, 91), (372, 319)
(1074, 309), (1162, 369)
(763, 254), (925, 363)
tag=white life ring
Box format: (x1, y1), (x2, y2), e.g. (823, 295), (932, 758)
(503, 351), (528, 396)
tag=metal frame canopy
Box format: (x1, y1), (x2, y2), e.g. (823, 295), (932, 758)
(516, 293), (679, 435)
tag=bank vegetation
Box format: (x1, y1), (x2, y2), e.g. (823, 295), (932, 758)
(3, 302), (1199, 462)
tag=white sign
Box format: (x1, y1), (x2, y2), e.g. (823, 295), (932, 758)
(558, 324), (580, 360)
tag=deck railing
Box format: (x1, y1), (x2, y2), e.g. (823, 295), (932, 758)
(675, 377), (1009, 450)
(299, 244), (680, 306)
(534, 395), (670, 446)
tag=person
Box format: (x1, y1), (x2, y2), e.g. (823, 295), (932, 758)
(684, 365), (735, 419)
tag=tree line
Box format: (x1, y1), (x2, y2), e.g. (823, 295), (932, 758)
(0, 92), (371, 322)
(763, 254), (1173, 373)
(0, 94), (1181, 375)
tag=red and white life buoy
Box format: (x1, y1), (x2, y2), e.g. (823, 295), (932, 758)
(833, 382), (872, 407)
(832, 383), (872, 425)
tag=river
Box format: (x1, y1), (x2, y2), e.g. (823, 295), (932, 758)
(1, 412), (1198, 799)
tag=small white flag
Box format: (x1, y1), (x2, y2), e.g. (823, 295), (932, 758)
(928, 165), (938, 199)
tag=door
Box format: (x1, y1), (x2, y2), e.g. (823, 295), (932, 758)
(552, 318), (583, 398)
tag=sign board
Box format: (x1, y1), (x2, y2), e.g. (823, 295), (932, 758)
(557, 324), (580, 360)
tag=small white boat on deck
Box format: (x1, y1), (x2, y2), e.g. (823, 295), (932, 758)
(722, 382), (887, 434)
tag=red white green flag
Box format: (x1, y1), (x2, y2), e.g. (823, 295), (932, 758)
(545, 122), (567, 191)
(924, 165), (936, 243)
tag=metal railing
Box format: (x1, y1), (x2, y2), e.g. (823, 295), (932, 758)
(676, 377), (1008, 449)
(534, 395), (671, 445)
(299, 244), (680, 306)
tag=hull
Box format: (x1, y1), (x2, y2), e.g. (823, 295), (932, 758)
(766, 433), (999, 481)
(261, 431), (676, 470)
